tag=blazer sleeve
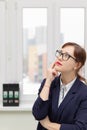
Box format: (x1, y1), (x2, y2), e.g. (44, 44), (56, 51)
(32, 79), (51, 120)
(60, 93), (87, 130)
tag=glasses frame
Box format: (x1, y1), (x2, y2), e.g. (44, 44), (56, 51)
(55, 50), (77, 61)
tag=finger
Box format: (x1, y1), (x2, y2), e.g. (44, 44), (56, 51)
(52, 69), (58, 76)
(50, 62), (55, 69)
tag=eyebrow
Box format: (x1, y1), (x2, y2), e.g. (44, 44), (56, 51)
(61, 50), (73, 55)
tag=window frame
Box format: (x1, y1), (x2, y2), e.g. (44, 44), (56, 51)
(15, 0), (54, 103)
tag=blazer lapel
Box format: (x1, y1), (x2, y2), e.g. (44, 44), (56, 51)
(57, 77), (80, 121)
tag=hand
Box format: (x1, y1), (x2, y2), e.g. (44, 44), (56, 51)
(40, 116), (50, 129)
(45, 62), (59, 85)
(39, 62), (59, 100)
(40, 116), (61, 130)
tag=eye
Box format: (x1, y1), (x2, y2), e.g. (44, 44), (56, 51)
(63, 53), (70, 60)
(64, 53), (69, 57)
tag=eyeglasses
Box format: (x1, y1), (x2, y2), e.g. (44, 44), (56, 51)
(55, 50), (77, 61)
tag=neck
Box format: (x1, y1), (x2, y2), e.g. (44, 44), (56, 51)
(61, 73), (76, 85)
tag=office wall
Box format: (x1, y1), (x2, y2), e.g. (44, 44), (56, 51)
(0, 111), (37, 130)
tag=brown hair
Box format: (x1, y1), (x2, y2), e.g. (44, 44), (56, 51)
(62, 42), (87, 84)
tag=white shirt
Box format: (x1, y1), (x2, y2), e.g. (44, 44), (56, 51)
(58, 77), (77, 107)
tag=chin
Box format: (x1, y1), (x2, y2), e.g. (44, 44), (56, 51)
(55, 66), (61, 71)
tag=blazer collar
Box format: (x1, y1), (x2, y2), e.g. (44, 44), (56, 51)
(55, 75), (80, 93)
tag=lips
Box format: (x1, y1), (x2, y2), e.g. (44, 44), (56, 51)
(55, 61), (62, 66)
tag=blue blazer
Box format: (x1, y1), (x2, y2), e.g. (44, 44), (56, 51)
(32, 76), (87, 130)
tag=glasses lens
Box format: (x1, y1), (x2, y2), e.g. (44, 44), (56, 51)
(56, 50), (61, 57)
(55, 50), (70, 61)
(63, 53), (69, 61)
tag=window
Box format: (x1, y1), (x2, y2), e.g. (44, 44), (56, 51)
(0, 0), (87, 110)
(23, 8), (47, 95)
(10, 0), (87, 106)
(60, 8), (84, 47)
(60, 8), (85, 76)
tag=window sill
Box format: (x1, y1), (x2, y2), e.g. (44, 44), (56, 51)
(0, 93), (37, 111)
(0, 102), (33, 111)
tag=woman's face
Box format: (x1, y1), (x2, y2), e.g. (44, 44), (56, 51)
(54, 45), (78, 74)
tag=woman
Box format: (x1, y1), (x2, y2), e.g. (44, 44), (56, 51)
(32, 42), (87, 130)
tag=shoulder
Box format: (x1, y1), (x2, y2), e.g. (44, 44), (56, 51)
(79, 80), (87, 90)
(78, 80), (87, 97)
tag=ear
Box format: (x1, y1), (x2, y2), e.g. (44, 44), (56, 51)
(74, 62), (82, 70)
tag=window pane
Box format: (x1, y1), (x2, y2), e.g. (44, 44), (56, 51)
(23, 8), (47, 94)
(60, 8), (85, 76)
(60, 8), (84, 47)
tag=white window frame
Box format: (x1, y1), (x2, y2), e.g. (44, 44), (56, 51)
(15, 0), (55, 103)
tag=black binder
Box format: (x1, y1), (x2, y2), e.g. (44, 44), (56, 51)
(3, 83), (19, 106)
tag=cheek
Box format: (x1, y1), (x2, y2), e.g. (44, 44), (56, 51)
(64, 61), (75, 70)
(54, 61), (76, 72)
(61, 61), (75, 71)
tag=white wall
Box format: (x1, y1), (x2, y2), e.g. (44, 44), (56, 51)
(0, 111), (37, 130)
